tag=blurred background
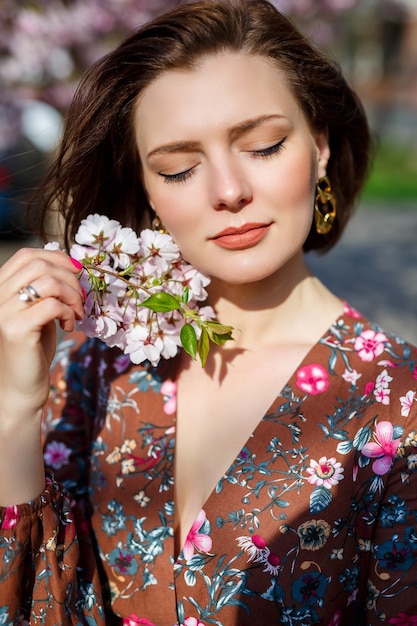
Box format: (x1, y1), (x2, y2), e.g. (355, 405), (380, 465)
(1, 0), (416, 342)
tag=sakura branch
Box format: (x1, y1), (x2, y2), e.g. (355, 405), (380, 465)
(46, 214), (233, 367)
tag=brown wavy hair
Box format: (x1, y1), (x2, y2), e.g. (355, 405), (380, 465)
(36, 0), (371, 253)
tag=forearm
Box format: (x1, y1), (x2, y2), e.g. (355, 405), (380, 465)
(0, 409), (46, 506)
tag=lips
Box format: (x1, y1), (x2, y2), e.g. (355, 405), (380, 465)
(210, 222), (271, 250)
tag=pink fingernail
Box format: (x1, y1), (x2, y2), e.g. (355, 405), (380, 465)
(81, 287), (87, 301)
(70, 257), (83, 270)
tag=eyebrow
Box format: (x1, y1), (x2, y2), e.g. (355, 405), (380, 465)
(146, 114), (287, 160)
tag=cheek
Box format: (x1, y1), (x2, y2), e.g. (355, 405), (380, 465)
(264, 152), (316, 212)
(145, 185), (199, 255)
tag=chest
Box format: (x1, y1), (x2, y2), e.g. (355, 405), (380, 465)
(174, 345), (311, 550)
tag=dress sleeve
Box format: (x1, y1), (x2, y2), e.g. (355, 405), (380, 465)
(365, 404), (417, 623)
(0, 334), (107, 624)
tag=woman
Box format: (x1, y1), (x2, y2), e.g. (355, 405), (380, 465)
(0, 1), (416, 624)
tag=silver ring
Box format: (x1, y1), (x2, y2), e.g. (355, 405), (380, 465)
(18, 284), (41, 303)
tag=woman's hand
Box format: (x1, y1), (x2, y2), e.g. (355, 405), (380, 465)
(0, 247), (84, 505)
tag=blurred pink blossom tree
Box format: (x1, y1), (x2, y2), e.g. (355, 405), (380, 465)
(0, 0), (359, 149)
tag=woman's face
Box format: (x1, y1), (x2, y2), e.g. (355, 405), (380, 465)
(134, 52), (329, 285)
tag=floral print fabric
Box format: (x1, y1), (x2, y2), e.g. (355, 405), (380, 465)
(1, 305), (417, 625)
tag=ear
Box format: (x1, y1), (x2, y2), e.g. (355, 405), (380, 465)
(314, 129), (330, 179)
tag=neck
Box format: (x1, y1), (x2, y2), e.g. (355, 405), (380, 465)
(207, 253), (342, 349)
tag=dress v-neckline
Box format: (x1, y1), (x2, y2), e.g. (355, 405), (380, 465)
(171, 307), (348, 560)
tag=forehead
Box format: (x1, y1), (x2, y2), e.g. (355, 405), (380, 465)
(134, 52), (305, 146)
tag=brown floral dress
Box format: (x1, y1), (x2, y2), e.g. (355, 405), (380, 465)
(1, 303), (417, 625)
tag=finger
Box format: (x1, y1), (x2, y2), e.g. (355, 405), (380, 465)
(17, 274), (85, 320)
(1, 256), (84, 313)
(8, 296), (80, 339)
(0, 248), (81, 286)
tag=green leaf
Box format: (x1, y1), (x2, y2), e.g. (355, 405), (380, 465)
(205, 321), (234, 335)
(141, 292), (181, 312)
(181, 287), (190, 304)
(198, 327), (210, 367)
(209, 330), (234, 346)
(180, 324), (198, 360)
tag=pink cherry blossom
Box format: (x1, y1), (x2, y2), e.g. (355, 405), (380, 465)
(75, 213), (120, 248)
(182, 509), (212, 562)
(140, 230), (180, 274)
(124, 325), (165, 367)
(400, 391), (416, 418)
(47, 215), (233, 368)
(354, 330), (388, 362)
(307, 456), (344, 488)
(296, 363), (329, 395)
(361, 421), (401, 475)
(43, 440), (71, 470)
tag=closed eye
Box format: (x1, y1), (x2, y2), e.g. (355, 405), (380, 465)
(159, 167), (195, 184)
(251, 137), (287, 158)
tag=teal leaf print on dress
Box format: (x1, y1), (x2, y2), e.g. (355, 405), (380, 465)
(184, 569), (197, 586)
(261, 580), (285, 603)
(336, 440), (353, 455)
(353, 426), (371, 449)
(309, 486), (332, 514)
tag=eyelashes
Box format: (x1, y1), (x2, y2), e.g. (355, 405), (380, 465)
(160, 168), (195, 184)
(251, 136), (287, 158)
(159, 136), (288, 184)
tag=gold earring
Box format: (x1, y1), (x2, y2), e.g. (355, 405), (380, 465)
(314, 176), (336, 235)
(151, 215), (168, 234)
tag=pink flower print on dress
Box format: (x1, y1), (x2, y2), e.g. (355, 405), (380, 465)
(327, 610), (342, 626)
(374, 387), (391, 405)
(183, 618), (206, 626)
(258, 550), (281, 575)
(237, 534), (281, 574)
(354, 329), (388, 362)
(342, 368), (362, 386)
(1, 505), (19, 529)
(122, 616), (156, 626)
(182, 509), (212, 562)
(400, 391), (416, 418)
(361, 421), (401, 475)
(296, 364), (329, 395)
(43, 440), (71, 470)
(388, 613), (417, 625)
(375, 369), (393, 389)
(160, 379), (177, 415)
(364, 381), (375, 395)
(237, 534), (268, 561)
(307, 457), (344, 488)
(343, 302), (361, 319)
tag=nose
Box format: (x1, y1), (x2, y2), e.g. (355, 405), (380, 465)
(208, 158), (252, 211)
